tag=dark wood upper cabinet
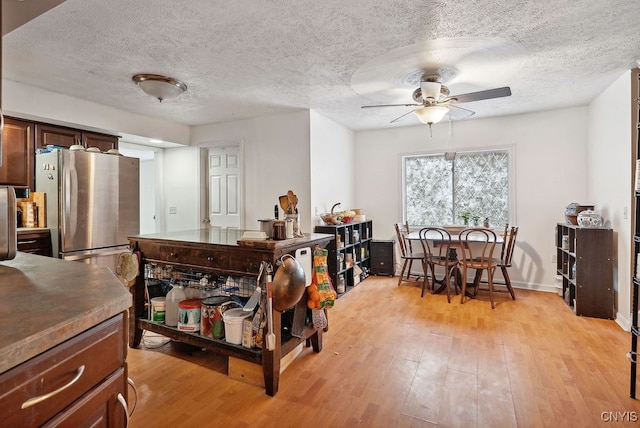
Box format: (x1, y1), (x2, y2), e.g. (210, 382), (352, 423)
(0, 117), (35, 190)
(2, 121), (119, 192)
(35, 123), (81, 149)
(82, 131), (119, 152)
(35, 124), (119, 151)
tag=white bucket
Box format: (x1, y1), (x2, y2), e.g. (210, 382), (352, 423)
(222, 308), (252, 344)
(150, 297), (166, 322)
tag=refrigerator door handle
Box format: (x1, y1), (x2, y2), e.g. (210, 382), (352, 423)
(64, 161), (79, 237)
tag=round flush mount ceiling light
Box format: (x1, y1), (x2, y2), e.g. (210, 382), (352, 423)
(132, 74), (187, 102)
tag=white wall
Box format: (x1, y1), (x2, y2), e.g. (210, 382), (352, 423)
(165, 110), (312, 232)
(163, 109), (356, 234)
(354, 107), (589, 292)
(310, 110), (356, 220)
(3, 80), (190, 145)
(587, 70), (633, 328)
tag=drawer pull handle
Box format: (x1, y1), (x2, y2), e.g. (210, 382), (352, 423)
(17, 240), (38, 245)
(170, 252), (178, 258)
(21, 365), (85, 409)
(207, 256), (214, 262)
(117, 393), (130, 428)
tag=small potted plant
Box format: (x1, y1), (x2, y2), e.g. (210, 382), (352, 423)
(460, 211), (472, 226)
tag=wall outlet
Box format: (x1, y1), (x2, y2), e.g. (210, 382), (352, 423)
(169, 206), (177, 214)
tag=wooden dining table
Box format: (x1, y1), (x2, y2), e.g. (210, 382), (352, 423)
(405, 228), (504, 295)
(406, 229), (504, 244)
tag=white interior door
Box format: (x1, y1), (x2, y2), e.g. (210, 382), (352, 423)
(208, 146), (242, 228)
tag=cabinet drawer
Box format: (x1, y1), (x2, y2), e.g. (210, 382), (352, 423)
(0, 314), (126, 427)
(160, 245), (264, 273)
(17, 233), (52, 256)
(43, 368), (127, 428)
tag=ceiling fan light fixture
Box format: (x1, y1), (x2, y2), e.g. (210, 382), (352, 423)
(420, 81), (442, 101)
(414, 105), (449, 125)
(132, 74), (187, 102)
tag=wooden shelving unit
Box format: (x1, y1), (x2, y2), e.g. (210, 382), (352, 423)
(555, 223), (613, 319)
(314, 220), (372, 295)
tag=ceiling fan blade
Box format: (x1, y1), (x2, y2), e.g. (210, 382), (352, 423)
(448, 104), (476, 120)
(390, 109), (417, 123)
(361, 103), (421, 109)
(450, 87), (512, 104)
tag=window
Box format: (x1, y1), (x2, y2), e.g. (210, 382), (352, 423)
(403, 149), (511, 227)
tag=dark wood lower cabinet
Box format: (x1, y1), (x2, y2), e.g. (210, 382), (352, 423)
(43, 368), (127, 428)
(17, 228), (52, 256)
(0, 313), (128, 427)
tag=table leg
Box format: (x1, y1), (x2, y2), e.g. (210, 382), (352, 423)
(263, 310), (281, 396)
(129, 272), (145, 348)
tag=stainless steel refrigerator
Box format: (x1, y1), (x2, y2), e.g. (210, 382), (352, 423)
(36, 150), (139, 278)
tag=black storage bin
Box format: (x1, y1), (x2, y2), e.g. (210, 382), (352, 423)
(370, 240), (395, 276)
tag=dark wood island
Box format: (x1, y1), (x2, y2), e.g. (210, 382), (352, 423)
(128, 227), (332, 396)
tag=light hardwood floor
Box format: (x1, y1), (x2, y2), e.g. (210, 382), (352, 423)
(127, 276), (640, 427)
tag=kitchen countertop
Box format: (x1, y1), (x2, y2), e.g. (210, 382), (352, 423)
(0, 252), (132, 374)
(130, 227), (333, 249)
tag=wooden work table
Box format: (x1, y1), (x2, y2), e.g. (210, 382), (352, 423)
(127, 227), (332, 396)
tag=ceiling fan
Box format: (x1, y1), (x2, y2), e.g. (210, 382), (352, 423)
(361, 74), (512, 131)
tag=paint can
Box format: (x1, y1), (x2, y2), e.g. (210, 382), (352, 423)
(177, 299), (202, 332)
(201, 296), (233, 338)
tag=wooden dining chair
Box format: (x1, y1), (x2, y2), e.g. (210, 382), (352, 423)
(458, 228), (499, 308)
(401, 221), (411, 250)
(475, 225), (518, 299)
(394, 223), (423, 286)
(494, 225), (518, 299)
(418, 227), (458, 302)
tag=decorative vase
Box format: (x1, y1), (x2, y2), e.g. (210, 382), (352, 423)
(577, 209), (603, 228)
(565, 203), (594, 225)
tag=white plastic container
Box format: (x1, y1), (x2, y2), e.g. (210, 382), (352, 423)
(165, 284), (186, 327)
(150, 297), (166, 322)
(222, 308), (252, 344)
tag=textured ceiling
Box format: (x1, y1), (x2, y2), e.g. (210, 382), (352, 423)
(3, 0), (640, 133)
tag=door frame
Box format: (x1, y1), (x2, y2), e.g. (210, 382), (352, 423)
(198, 140), (245, 229)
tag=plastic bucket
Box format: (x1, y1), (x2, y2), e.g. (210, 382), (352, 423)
(222, 308), (252, 344)
(178, 299), (203, 332)
(150, 297), (166, 322)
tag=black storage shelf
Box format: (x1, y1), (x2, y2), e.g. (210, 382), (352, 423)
(555, 224), (613, 319)
(314, 220), (372, 296)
